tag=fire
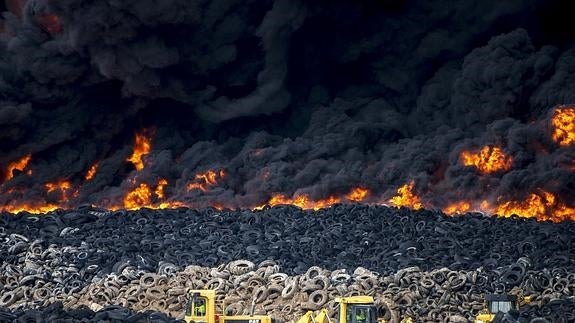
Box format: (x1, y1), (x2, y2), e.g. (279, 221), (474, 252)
(440, 191), (575, 222)
(120, 178), (177, 210)
(494, 191), (575, 222)
(45, 180), (75, 202)
(45, 180), (71, 193)
(126, 131), (152, 171)
(389, 181), (422, 210)
(460, 145), (512, 174)
(123, 183), (152, 210)
(443, 201), (471, 215)
(256, 187), (370, 211)
(0, 203), (59, 214)
(155, 179), (168, 199)
(85, 163), (98, 181)
(258, 193), (341, 210)
(187, 169), (225, 192)
(346, 187), (369, 202)
(5, 154), (32, 181)
(551, 106), (575, 146)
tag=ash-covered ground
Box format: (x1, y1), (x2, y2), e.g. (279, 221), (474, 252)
(1, 206), (574, 322)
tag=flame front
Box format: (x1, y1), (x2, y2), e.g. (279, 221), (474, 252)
(263, 194), (340, 210)
(389, 181), (422, 210)
(494, 191), (575, 222)
(187, 169), (225, 192)
(3, 106), (575, 221)
(551, 106), (575, 146)
(460, 145), (512, 174)
(0, 203), (60, 214)
(126, 131), (152, 171)
(4, 154), (32, 181)
(256, 187), (370, 211)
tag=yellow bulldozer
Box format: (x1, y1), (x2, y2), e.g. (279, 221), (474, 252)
(296, 295), (412, 323)
(474, 294), (532, 323)
(184, 290), (412, 323)
(184, 289), (276, 323)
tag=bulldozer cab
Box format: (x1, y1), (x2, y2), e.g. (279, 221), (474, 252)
(475, 294), (522, 323)
(485, 294), (518, 313)
(185, 290), (215, 323)
(343, 305), (377, 323)
(335, 296), (378, 323)
(184, 289), (274, 323)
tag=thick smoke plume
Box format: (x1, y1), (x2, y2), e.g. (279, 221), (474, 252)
(1, 0), (575, 220)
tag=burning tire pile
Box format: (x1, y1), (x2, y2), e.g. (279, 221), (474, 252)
(1, 205), (574, 322)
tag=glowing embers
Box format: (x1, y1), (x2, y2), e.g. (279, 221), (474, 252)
(256, 187), (370, 211)
(4, 154), (32, 181)
(187, 169), (225, 192)
(389, 181), (422, 210)
(494, 190), (575, 223)
(551, 106), (575, 146)
(460, 145), (512, 174)
(85, 163), (98, 181)
(126, 130), (152, 171)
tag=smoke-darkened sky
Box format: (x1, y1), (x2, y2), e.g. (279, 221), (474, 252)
(1, 0), (575, 217)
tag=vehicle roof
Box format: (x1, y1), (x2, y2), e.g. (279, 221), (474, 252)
(335, 296), (375, 304)
(485, 294), (517, 302)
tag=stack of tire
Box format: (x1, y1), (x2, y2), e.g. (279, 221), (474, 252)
(1, 205), (574, 322)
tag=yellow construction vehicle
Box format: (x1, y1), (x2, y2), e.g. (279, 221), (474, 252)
(184, 290), (413, 323)
(296, 296), (412, 323)
(184, 289), (276, 323)
(474, 294), (532, 323)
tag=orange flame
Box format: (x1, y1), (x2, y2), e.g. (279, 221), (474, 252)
(389, 181), (422, 210)
(155, 178), (168, 199)
(257, 193), (340, 211)
(123, 183), (152, 210)
(126, 131), (152, 171)
(85, 163), (98, 181)
(460, 145), (512, 174)
(494, 190), (575, 222)
(0, 203), (59, 214)
(346, 187), (369, 202)
(119, 178), (180, 210)
(440, 192), (575, 222)
(187, 169), (225, 192)
(551, 106), (575, 146)
(45, 180), (74, 202)
(45, 180), (71, 193)
(256, 187), (370, 211)
(5, 154), (32, 181)
(443, 201), (471, 215)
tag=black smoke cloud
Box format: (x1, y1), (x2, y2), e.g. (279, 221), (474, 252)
(1, 0), (575, 212)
